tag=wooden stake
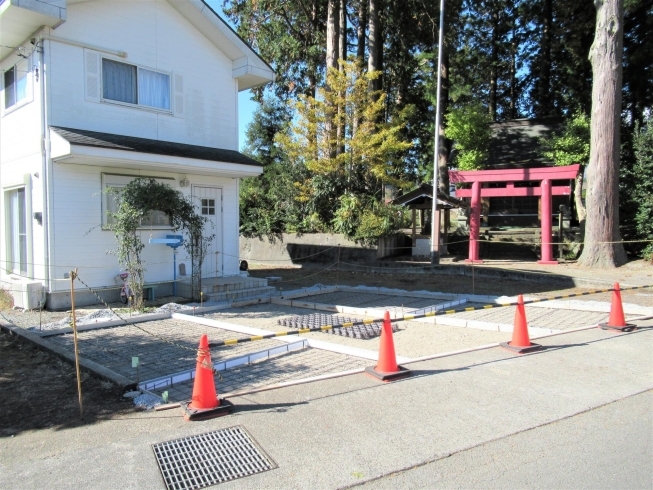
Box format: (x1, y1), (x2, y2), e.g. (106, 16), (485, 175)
(70, 269), (83, 418)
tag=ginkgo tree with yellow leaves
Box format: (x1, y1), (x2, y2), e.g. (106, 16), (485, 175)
(275, 60), (412, 245)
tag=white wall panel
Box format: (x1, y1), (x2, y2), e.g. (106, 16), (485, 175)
(49, 164), (240, 291)
(49, 0), (238, 149)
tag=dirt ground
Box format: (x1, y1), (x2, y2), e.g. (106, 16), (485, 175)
(2, 263), (650, 438)
(248, 265), (590, 296)
(0, 330), (134, 437)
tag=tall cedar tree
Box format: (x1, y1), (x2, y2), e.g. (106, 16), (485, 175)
(578, 0), (628, 267)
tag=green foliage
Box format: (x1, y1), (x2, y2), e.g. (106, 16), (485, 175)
(632, 118), (653, 261)
(540, 112), (591, 167)
(108, 179), (211, 307)
(274, 60), (412, 244)
(276, 61), (412, 185)
(331, 194), (407, 247)
(444, 104), (492, 170)
(222, 0), (326, 99)
(239, 97), (312, 241)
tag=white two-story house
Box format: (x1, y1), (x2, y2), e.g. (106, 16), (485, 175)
(0, 0), (274, 309)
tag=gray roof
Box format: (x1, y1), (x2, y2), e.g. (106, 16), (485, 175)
(392, 184), (468, 209)
(486, 117), (564, 168)
(50, 126), (263, 167)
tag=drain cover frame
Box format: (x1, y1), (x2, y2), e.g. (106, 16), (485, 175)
(152, 425), (276, 490)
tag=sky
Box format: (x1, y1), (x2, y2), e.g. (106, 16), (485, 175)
(205, 1), (258, 151)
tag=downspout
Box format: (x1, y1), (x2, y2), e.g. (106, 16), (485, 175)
(38, 37), (52, 300)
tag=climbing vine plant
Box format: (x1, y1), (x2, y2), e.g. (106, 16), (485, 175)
(107, 178), (212, 309)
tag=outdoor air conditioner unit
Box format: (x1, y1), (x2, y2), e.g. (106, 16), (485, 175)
(10, 279), (44, 310)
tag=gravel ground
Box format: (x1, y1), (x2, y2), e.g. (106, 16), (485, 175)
(151, 347), (370, 402)
(198, 303), (512, 359)
(45, 318), (285, 382)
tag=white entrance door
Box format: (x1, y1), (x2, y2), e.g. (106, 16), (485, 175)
(192, 186), (222, 278)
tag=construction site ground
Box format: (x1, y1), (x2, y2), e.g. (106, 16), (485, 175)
(1, 262), (652, 489)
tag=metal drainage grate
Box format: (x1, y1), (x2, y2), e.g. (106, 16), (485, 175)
(152, 426), (276, 490)
(278, 313), (397, 339)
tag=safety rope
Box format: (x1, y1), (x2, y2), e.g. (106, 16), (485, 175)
(206, 283), (653, 348)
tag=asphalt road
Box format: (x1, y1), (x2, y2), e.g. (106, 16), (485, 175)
(1, 321), (651, 489)
(354, 389), (653, 489)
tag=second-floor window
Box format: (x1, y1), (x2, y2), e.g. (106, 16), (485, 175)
(102, 59), (170, 111)
(4, 59), (29, 110)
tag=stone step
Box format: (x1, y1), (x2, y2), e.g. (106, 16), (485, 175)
(205, 286), (277, 302)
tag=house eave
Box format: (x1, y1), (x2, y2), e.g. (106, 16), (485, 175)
(0, 0), (66, 61)
(50, 135), (263, 178)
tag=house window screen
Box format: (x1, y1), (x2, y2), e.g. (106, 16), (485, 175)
(8, 188), (27, 274)
(4, 59), (29, 109)
(139, 68), (170, 110)
(101, 59), (170, 110)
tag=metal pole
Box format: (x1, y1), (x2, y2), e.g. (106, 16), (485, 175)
(558, 205), (564, 260)
(70, 269), (83, 418)
(430, 0), (446, 265)
(173, 248), (177, 297)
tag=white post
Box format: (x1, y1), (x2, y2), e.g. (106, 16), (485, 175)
(431, 0), (446, 265)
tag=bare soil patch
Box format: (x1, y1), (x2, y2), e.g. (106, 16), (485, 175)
(249, 265), (581, 296)
(0, 329), (134, 437)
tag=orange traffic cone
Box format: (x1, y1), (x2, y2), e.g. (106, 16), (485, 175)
(599, 283), (637, 332)
(500, 295), (543, 354)
(365, 311), (411, 382)
(180, 334), (233, 421)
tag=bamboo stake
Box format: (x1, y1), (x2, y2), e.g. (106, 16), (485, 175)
(70, 269), (83, 418)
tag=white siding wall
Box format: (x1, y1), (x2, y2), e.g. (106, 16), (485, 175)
(43, 0), (243, 290)
(49, 0), (238, 150)
(0, 47), (46, 284)
(49, 165), (239, 291)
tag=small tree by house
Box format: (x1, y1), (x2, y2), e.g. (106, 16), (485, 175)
(108, 178), (212, 309)
(275, 60), (411, 244)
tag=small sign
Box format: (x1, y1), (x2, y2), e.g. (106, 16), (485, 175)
(162, 391), (169, 403)
(132, 356), (139, 368)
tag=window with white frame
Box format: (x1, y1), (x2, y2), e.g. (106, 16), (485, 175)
(4, 58), (30, 110)
(102, 59), (170, 111)
(6, 188), (28, 275)
(102, 174), (173, 228)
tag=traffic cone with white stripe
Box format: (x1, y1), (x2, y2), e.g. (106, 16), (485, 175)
(180, 334), (233, 421)
(365, 311), (411, 381)
(599, 283), (637, 332)
(500, 295), (543, 354)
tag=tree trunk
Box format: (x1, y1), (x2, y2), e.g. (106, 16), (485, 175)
(538, 0), (553, 116)
(437, 49), (450, 195)
(357, 0), (367, 63)
(326, 0), (339, 157)
(489, 5), (498, 121)
(337, 0), (347, 154)
(509, 7), (517, 119)
(368, 0), (382, 93)
(574, 172), (587, 225)
(578, 0), (627, 268)
(327, 0), (340, 72)
(340, 0), (347, 63)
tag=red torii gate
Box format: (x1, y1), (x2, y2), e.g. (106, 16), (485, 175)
(449, 164), (580, 265)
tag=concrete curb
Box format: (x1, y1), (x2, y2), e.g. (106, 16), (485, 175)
(173, 313), (412, 362)
(0, 320), (135, 390)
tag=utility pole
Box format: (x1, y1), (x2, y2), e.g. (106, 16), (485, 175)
(431, 0), (445, 265)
